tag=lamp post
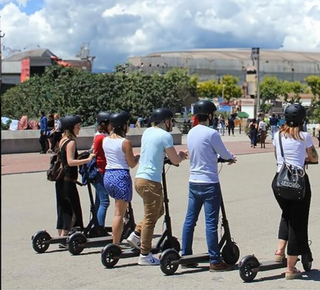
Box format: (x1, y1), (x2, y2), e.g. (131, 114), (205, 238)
(251, 47), (260, 117)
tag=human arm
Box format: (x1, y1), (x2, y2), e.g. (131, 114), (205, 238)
(165, 147), (188, 165)
(123, 139), (140, 168)
(66, 140), (95, 167)
(306, 146), (318, 164)
(212, 133), (235, 161)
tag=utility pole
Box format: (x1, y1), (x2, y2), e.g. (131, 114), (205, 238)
(0, 16), (5, 93)
(251, 47), (260, 117)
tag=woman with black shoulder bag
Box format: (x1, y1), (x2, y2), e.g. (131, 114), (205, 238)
(271, 104), (318, 280)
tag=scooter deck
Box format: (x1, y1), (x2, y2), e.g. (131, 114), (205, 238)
(81, 236), (114, 248)
(257, 259), (287, 271)
(175, 253), (210, 265)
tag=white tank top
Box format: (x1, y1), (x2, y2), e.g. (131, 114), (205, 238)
(103, 137), (129, 170)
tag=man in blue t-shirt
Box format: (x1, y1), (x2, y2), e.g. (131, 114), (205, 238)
(269, 113), (279, 140)
(182, 100), (236, 271)
(126, 108), (187, 266)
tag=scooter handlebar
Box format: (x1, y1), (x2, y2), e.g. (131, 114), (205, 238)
(164, 157), (179, 167)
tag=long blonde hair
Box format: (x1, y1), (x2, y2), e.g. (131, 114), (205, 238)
(279, 124), (304, 140)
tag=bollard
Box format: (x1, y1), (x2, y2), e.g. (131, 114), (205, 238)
(239, 124), (241, 134)
(313, 127), (315, 137)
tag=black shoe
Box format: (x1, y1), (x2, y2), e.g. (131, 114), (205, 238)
(39, 151), (46, 154)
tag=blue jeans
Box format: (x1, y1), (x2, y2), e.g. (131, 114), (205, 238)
(271, 125), (278, 140)
(182, 182), (222, 264)
(93, 172), (110, 227)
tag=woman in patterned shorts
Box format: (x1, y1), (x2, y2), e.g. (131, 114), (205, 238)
(102, 112), (140, 245)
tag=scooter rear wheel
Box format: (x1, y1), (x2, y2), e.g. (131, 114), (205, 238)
(239, 255), (260, 282)
(160, 249), (180, 275)
(302, 252), (312, 272)
(222, 241), (240, 265)
(31, 231), (51, 253)
(67, 232), (86, 255)
(101, 244), (121, 268)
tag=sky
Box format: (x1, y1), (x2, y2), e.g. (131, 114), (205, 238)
(1, 0), (320, 72)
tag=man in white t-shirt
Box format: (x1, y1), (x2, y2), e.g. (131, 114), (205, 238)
(182, 100), (236, 271)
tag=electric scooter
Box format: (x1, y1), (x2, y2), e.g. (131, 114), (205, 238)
(238, 249), (312, 282)
(238, 160), (317, 282)
(159, 158), (240, 275)
(31, 154), (135, 254)
(100, 157), (180, 268)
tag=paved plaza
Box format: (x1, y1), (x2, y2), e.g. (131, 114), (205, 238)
(1, 134), (320, 289)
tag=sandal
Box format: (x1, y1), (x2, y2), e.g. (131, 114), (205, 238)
(275, 250), (285, 262)
(285, 267), (302, 280)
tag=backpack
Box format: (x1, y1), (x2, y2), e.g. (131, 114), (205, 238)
(47, 139), (71, 182)
(78, 151), (99, 185)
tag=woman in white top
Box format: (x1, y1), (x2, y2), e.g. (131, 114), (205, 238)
(272, 104), (318, 280)
(102, 112), (140, 245)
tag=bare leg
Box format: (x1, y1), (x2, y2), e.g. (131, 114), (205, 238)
(112, 200), (128, 245)
(276, 239), (287, 255)
(287, 255), (299, 271)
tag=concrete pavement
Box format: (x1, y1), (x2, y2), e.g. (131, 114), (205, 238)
(1, 134), (320, 289)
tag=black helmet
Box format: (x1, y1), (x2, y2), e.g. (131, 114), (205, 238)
(151, 108), (173, 122)
(97, 111), (111, 125)
(60, 115), (81, 131)
(110, 112), (131, 129)
(194, 100), (217, 115)
(284, 103), (306, 127)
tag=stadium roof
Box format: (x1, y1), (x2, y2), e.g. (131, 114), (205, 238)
(146, 49), (320, 62)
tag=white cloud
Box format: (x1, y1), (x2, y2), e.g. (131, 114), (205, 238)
(1, 0), (319, 71)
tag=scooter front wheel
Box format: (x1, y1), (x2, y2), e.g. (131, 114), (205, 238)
(101, 244), (121, 268)
(160, 249), (180, 275)
(31, 231), (51, 253)
(222, 241), (240, 265)
(67, 232), (86, 255)
(239, 255), (260, 282)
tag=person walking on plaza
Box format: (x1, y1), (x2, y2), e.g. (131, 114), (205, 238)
(272, 104), (318, 280)
(259, 118), (267, 148)
(219, 114), (226, 136)
(269, 113), (279, 140)
(103, 112), (140, 245)
(248, 118), (258, 148)
(126, 108), (188, 266)
(227, 115), (235, 136)
(38, 111), (48, 154)
(49, 113), (62, 153)
(92, 111), (112, 227)
(55, 115), (95, 242)
(181, 100), (236, 271)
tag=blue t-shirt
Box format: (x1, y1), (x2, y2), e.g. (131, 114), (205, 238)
(135, 127), (174, 183)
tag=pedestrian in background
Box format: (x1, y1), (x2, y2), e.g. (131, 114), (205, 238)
(39, 111), (48, 154)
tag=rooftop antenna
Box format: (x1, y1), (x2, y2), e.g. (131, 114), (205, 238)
(76, 42), (96, 62)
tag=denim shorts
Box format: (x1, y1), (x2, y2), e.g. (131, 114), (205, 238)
(104, 169), (132, 202)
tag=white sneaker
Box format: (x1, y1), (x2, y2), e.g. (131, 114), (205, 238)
(126, 232), (141, 249)
(138, 253), (160, 266)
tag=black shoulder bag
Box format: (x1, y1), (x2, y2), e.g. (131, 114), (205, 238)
(276, 134), (306, 201)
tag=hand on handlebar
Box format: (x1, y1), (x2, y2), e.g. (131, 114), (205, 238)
(179, 150), (188, 161)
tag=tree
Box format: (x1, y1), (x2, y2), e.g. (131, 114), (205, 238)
(217, 75), (242, 102)
(260, 76), (282, 102)
(306, 75), (320, 123)
(197, 80), (218, 100)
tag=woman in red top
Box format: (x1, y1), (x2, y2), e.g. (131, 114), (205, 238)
(93, 112), (113, 227)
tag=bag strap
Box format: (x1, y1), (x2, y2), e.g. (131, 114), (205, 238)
(279, 133), (285, 161)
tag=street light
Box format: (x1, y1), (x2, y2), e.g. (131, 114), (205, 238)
(251, 47), (260, 117)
